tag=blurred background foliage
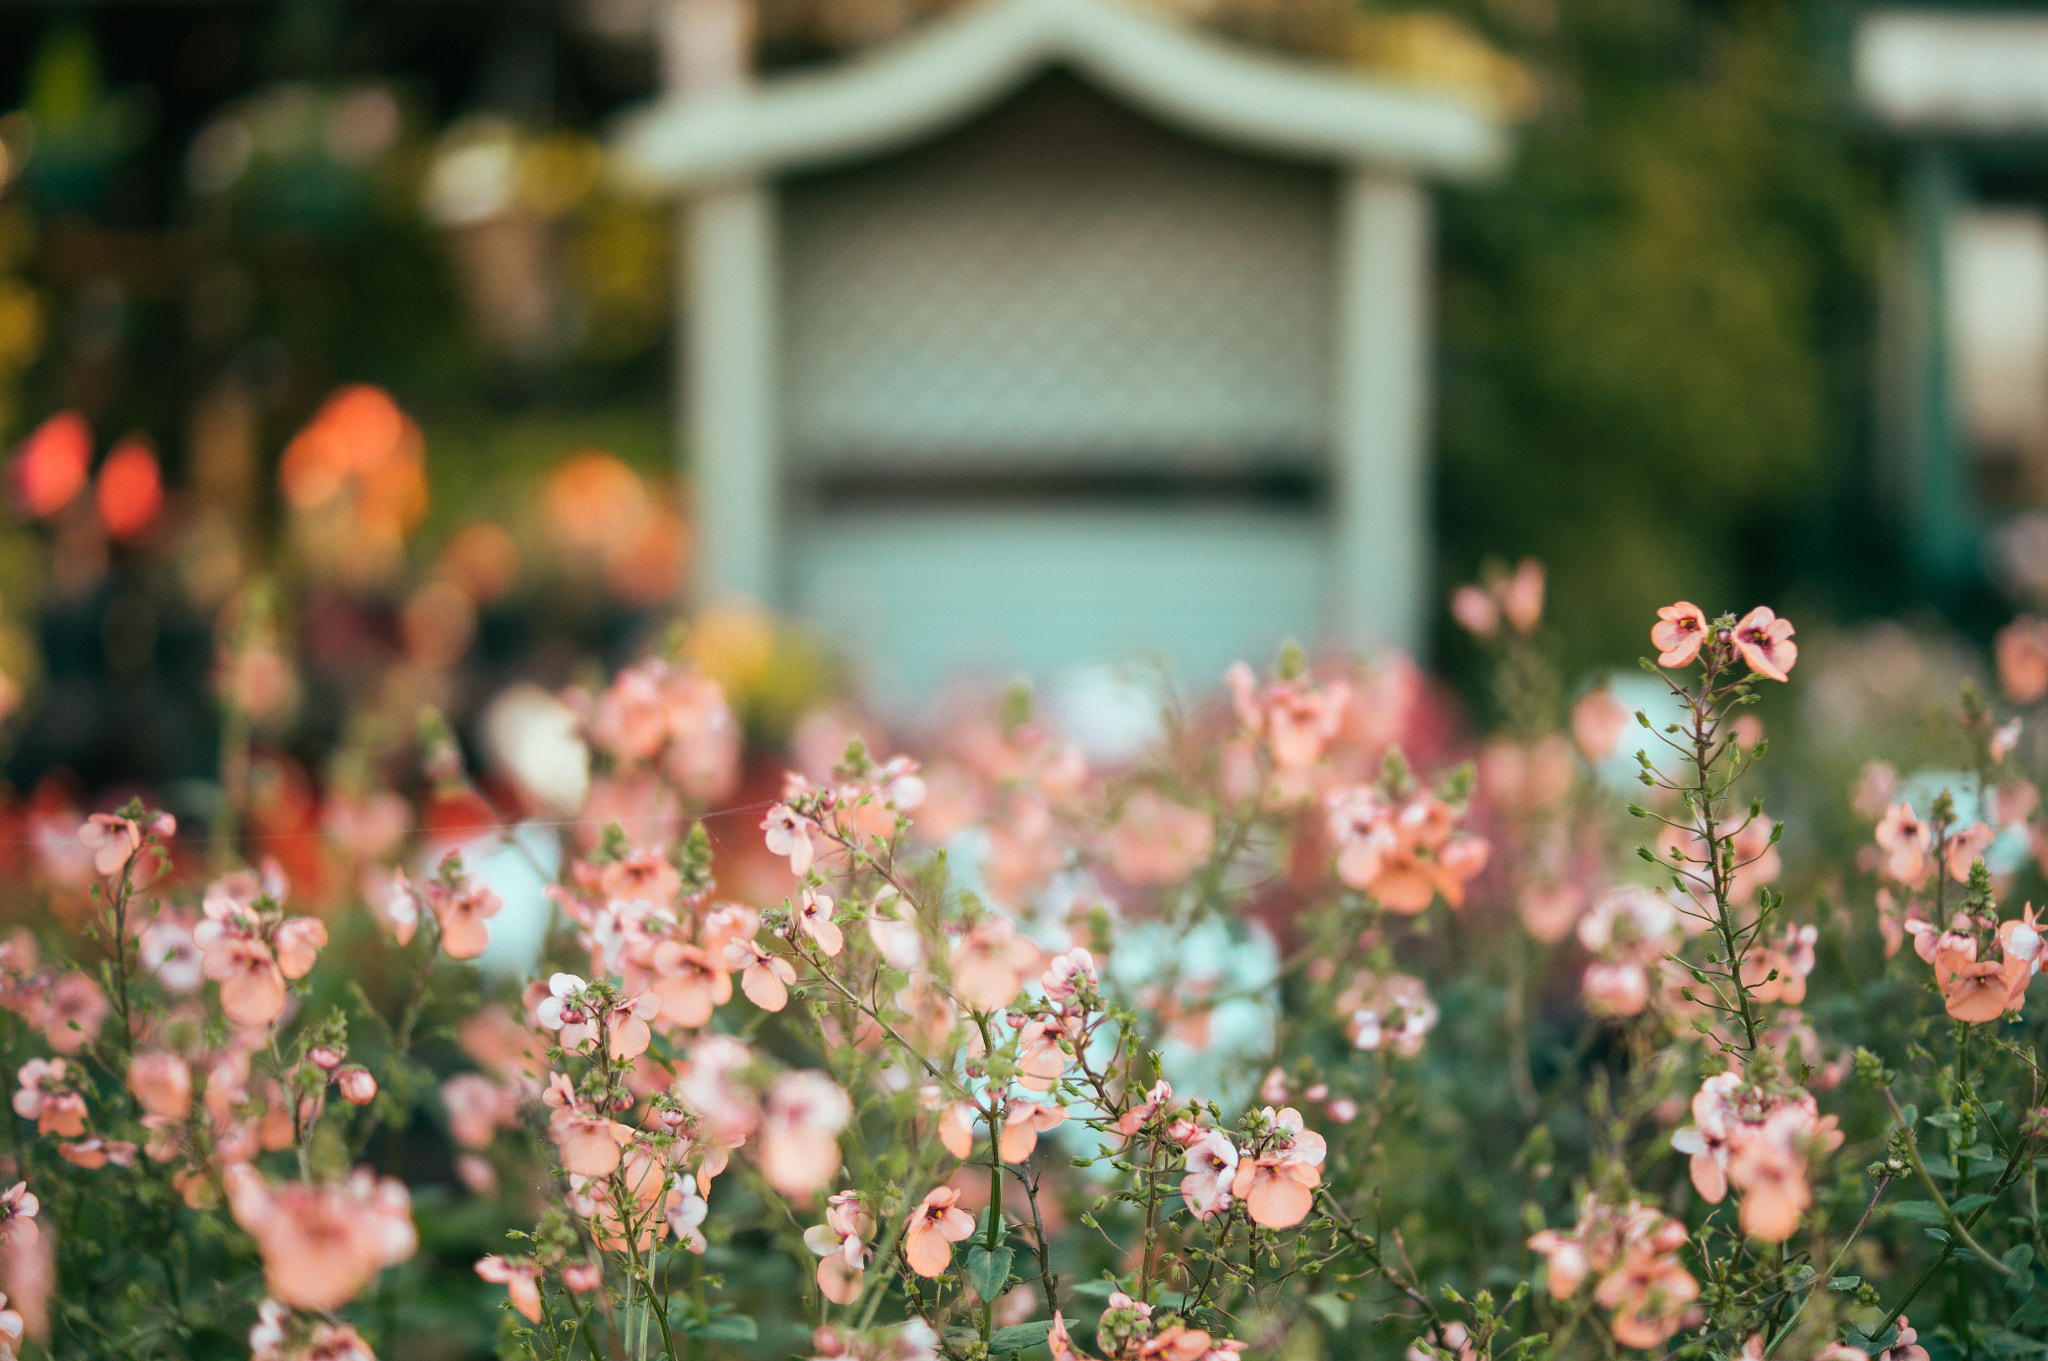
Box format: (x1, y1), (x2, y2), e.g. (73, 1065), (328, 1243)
(0, 0), (1920, 784)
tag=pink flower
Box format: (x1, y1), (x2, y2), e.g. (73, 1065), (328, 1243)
(1875, 803), (1933, 887)
(476, 1255), (544, 1322)
(997, 1099), (1066, 1163)
(1229, 1108), (1324, 1228)
(1449, 585), (1498, 639)
(902, 1186), (976, 1278)
(1571, 689), (1630, 763)
(14, 1059), (86, 1137)
(425, 877), (501, 960)
(442, 1074), (514, 1149)
(951, 917), (1040, 1012)
(1881, 1317), (1930, 1361)
(1180, 1131), (1239, 1219)
(0, 1184), (37, 1249)
(1106, 791), (1215, 886)
(759, 1071), (851, 1196)
(726, 939), (797, 1013)
(1581, 961), (1650, 1018)
(1040, 947), (1097, 1003)
(1733, 606), (1797, 681)
(128, 1053), (192, 1121)
(228, 1166), (416, 1313)
(793, 889), (844, 957)
(273, 918), (327, 980)
(762, 805), (816, 876)
(1226, 662), (1350, 775)
(1500, 559), (1544, 634)
(1945, 821), (1997, 883)
(77, 813), (143, 878)
(600, 848), (680, 905)
(40, 972), (107, 1055)
(205, 936), (288, 1027)
(1651, 602), (1708, 668)
(562, 1262), (601, 1294)
(804, 1190), (873, 1305)
(1998, 616), (2048, 705)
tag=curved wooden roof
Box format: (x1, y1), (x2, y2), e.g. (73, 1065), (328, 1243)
(610, 0), (1507, 192)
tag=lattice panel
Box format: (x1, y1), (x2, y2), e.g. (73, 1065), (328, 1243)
(779, 73), (1337, 473)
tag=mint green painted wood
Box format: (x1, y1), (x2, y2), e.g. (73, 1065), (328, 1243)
(791, 506), (1325, 704)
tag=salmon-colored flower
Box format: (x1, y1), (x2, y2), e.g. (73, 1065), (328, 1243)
(646, 941), (733, 1028)
(41, 972), (108, 1055)
(1106, 791), (1214, 886)
(601, 847), (680, 905)
(997, 1099), (1066, 1163)
(0, 1183), (37, 1249)
(228, 1166), (416, 1313)
(1733, 606), (1797, 681)
(937, 1099), (978, 1158)
(442, 1074), (516, 1149)
(794, 889), (844, 957)
(725, 938), (797, 1012)
(1997, 616), (2048, 705)
(1593, 1244), (1700, 1348)
(1571, 689), (1630, 763)
(1945, 822), (1997, 883)
(273, 918), (328, 980)
(1451, 585), (1499, 638)
(206, 936), (288, 1027)
(14, 1059), (86, 1137)
(476, 1255), (544, 1321)
(1651, 602), (1708, 668)
(762, 805), (816, 876)
(759, 1071), (851, 1196)
(1226, 662), (1350, 775)
(425, 877), (501, 960)
(128, 1053), (192, 1121)
(1941, 957), (2031, 1023)
(1875, 803), (1933, 888)
(1181, 1130), (1239, 1220)
(804, 1190), (873, 1304)
(951, 918), (1040, 1012)
(1229, 1108), (1325, 1228)
(902, 1186), (976, 1278)
(77, 813), (144, 878)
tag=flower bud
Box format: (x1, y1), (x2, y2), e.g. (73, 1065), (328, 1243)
(308, 1046), (346, 1072)
(337, 1066), (378, 1106)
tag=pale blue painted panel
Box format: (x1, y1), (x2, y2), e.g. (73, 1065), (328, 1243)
(790, 506), (1326, 705)
(780, 78), (1336, 473)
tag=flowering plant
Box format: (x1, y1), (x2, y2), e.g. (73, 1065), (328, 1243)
(3, 557), (2048, 1361)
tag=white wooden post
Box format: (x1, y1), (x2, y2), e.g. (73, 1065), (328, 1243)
(660, 0), (778, 606)
(685, 184), (779, 605)
(1330, 168), (1432, 654)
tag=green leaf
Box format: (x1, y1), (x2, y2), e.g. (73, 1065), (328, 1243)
(1952, 1194), (1994, 1215)
(1890, 1201), (1948, 1224)
(1308, 1293), (1349, 1329)
(1925, 1228), (1952, 1244)
(1985, 1329), (2048, 1355)
(1899, 1103), (1919, 1129)
(1071, 1278), (1121, 1301)
(1927, 1111), (1962, 1129)
(2011, 1295), (2048, 1332)
(965, 1245), (1016, 1304)
(1920, 1155), (1960, 1179)
(989, 1321), (1055, 1353)
(682, 1315), (759, 1341)
(1827, 1276), (1862, 1292)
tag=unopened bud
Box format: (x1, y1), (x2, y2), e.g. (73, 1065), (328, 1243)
(336, 1067), (377, 1106)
